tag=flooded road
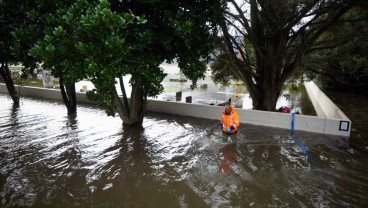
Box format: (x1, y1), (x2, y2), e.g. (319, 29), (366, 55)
(1, 94), (368, 207)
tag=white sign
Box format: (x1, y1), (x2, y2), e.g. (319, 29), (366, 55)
(339, 121), (350, 131)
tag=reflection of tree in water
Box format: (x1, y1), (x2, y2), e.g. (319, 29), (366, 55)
(30, 113), (87, 206)
(88, 125), (157, 206)
(88, 125), (195, 207)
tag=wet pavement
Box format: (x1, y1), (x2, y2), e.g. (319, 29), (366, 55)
(1, 94), (367, 207)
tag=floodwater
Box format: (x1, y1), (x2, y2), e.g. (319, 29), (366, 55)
(1, 94), (368, 207)
(326, 91), (368, 152)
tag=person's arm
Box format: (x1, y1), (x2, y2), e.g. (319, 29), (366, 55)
(230, 113), (240, 130)
(221, 114), (226, 130)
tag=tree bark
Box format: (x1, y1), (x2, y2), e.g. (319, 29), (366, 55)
(0, 63), (19, 106)
(112, 76), (146, 126)
(112, 85), (130, 124)
(129, 77), (145, 126)
(59, 77), (77, 114)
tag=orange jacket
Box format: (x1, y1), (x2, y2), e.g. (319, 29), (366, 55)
(221, 106), (240, 133)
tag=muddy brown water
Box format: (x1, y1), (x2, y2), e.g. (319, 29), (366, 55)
(1, 94), (368, 207)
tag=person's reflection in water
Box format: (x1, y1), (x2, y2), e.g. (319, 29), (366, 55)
(219, 143), (237, 174)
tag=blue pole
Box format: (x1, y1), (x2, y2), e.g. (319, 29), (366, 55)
(291, 112), (295, 136)
(290, 113), (313, 163)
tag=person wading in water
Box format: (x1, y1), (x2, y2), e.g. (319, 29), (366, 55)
(219, 99), (240, 173)
(220, 99), (239, 143)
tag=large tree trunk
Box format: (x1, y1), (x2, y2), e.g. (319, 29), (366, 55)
(59, 77), (77, 114)
(252, 81), (282, 111)
(251, 34), (287, 111)
(0, 63), (19, 106)
(112, 76), (146, 126)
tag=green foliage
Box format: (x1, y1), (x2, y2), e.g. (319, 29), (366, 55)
(303, 6), (368, 91)
(30, 0), (150, 114)
(210, 53), (238, 86)
(109, 0), (227, 88)
(86, 89), (115, 116)
(0, 0), (40, 71)
(28, 0), (226, 119)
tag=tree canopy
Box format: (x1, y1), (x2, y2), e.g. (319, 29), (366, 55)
(0, 0), (42, 105)
(216, 0), (360, 111)
(30, 0), (227, 125)
(302, 5), (368, 94)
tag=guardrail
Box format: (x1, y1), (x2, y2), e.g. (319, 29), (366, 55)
(0, 82), (351, 137)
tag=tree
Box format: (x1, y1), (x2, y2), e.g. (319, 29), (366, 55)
(0, 0), (79, 112)
(25, 0), (106, 115)
(105, 0), (226, 125)
(31, 0), (227, 126)
(0, 0), (40, 106)
(218, 0), (359, 111)
(21, 0), (89, 114)
(302, 6), (368, 94)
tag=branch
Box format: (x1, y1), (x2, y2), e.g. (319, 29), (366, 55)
(306, 38), (351, 53)
(306, 66), (347, 85)
(305, 2), (355, 45)
(224, 16), (248, 37)
(229, 0), (257, 44)
(220, 21), (255, 93)
(119, 76), (130, 117)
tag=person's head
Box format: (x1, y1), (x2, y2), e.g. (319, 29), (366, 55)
(225, 105), (232, 115)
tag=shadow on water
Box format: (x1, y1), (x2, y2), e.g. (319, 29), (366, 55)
(1, 95), (368, 207)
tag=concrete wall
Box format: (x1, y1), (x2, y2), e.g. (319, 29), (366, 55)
(0, 83), (351, 137)
(304, 81), (351, 136)
(0, 84), (92, 104)
(304, 81), (349, 120)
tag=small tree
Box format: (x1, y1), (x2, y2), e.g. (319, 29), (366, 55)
(1, 0), (80, 111)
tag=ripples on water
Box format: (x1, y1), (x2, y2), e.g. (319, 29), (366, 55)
(1, 94), (368, 207)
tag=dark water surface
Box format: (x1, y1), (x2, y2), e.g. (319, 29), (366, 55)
(326, 91), (368, 151)
(1, 94), (368, 207)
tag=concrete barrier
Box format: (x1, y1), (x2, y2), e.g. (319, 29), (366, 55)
(0, 83), (351, 137)
(304, 81), (351, 136)
(147, 99), (349, 137)
(304, 81), (346, 119)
